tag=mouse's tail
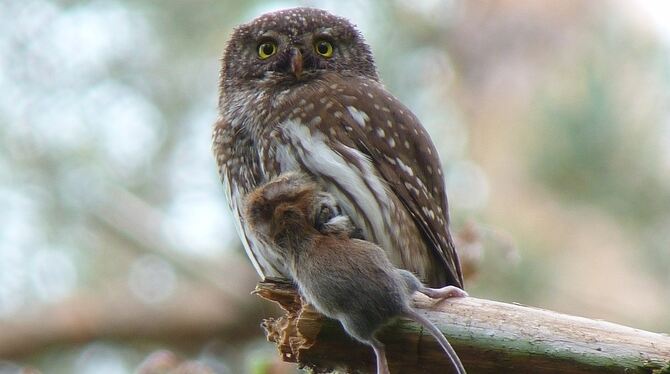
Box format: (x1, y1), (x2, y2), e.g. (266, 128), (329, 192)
(403, 309), (466, 374)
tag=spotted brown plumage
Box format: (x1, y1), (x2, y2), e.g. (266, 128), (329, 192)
(213, 7), (463, 288)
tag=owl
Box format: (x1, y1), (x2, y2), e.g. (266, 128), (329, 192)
(213, 7), (463, 288)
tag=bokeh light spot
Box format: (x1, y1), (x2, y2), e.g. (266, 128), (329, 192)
(128, 254), (176, 305)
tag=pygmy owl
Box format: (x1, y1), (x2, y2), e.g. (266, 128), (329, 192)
(213, 7), (463, 288)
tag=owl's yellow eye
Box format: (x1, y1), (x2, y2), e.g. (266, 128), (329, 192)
(314, 40), (334, 58)
(258, 42), (277, 59)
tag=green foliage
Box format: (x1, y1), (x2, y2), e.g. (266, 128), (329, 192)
(531, 34), (670, 228)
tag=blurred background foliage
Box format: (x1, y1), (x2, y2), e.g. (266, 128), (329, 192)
(1, 0), (669, 373)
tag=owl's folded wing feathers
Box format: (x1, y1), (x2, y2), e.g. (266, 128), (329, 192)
(308, 79), (463, 287)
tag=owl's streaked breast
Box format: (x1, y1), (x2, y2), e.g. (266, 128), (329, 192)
(223, 77), (434, 280)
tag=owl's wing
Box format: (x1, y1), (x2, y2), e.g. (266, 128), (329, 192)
(212, 118), (286, 280)
(310, 80), (463, 287)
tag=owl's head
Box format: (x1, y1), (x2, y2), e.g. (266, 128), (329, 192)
(220, 8), (379, 95)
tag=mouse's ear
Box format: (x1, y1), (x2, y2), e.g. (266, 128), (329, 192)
(263, 172), (318, 202)
(262, 181), (284, 201)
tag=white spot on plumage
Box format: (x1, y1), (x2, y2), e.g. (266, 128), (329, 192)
(422, 207), (436, 220)
(397, 158), (414, 176)
(310, 116), (322, 126)
(376, 128), (385, 137)
(347, 106), (369, 128)
(215, 133), (224, 143)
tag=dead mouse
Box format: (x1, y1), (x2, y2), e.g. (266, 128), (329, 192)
(245, 172), (467, 374)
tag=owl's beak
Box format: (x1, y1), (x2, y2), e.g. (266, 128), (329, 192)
(290, 48), (303, 79)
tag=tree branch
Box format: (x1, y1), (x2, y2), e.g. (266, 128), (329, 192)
(254, 280), (670, 374)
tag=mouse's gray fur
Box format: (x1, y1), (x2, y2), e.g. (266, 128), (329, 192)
(245, 172), (467, 374)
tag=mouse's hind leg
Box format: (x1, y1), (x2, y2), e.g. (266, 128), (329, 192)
(339, 317), (391, 374)
(369, 337), (390, 374)
(420, 286), (468, 300)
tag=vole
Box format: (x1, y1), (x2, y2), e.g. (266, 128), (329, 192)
(244, 172), (467, 374)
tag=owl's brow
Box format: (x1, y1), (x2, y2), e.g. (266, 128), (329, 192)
(257, 30), (280, 40)
(313, 26), (334, 34)
(312, 30), (336, 41)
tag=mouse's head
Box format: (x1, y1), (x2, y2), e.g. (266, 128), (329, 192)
(244, 172), (332, 245)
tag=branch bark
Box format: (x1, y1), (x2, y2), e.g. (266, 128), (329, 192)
(254, 280), (670, 374)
